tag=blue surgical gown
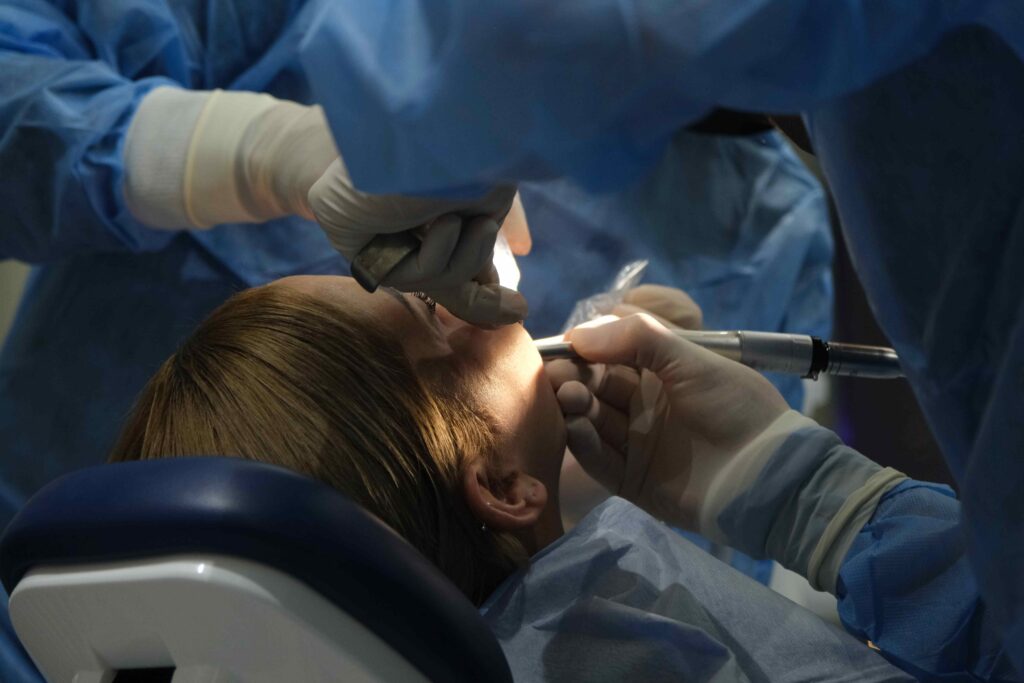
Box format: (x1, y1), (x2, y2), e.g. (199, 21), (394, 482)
(0, 2), (834, 680)
(519, 128), (833, 410)
(297, 1), (1024, 675)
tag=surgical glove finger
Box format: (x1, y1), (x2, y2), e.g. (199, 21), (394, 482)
(555, 379), (592, 414)
(623, 284), (703, 330)
(611, 303), (679, 332)
(545, 359), (639, 410)
(385, 215), (500, 290)
(545, 359), (603, 393)
(567, 313), (718, 377)
(381, 214), (460, 286)
(577, 314), (620, 329)
(584, 364), (640, 413)
(564, 415), (626, 494)
(544, 359), (596, 392)
(475, 259), (499, 286)
(428, 279), (527, 327)
(558, 380), (630, 458)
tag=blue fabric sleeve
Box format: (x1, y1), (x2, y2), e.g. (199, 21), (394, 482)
(0, 1), (182, 261)
(297, 0), (1017, 196)
(837, 481), (1019, 682)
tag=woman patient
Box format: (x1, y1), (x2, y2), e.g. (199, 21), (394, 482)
(111, 275), (909, 682)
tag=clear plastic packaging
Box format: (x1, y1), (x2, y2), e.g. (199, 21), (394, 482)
(562, 260), (649, 332)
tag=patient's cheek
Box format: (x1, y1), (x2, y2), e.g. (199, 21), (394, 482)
(442, 320), (564, 449)
(483, 340), (566, 476)
(445, 321), (527, 372)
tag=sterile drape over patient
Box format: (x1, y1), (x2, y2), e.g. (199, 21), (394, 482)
(484, 499), (911, 683)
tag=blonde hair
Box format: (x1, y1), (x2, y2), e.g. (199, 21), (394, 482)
(110, 285), (527, 604)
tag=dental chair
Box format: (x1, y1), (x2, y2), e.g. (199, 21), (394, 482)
(0, 458), (513, 683)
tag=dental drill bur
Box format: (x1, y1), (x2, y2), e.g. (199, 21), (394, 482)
(534, 330), (903, 380)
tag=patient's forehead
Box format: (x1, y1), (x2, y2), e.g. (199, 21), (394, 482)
(275, 274), (355, 299)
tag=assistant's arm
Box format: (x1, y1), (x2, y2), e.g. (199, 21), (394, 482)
(0, 3), (342, 261)
(0, 1), (180, 261)
(0, 2), (524, 324)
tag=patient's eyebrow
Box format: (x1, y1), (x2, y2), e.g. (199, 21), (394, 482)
(382, 287), (417, 319)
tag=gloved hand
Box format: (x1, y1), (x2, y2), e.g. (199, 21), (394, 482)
(553, 285), (703, 528)
(123, 87), (526, 326)
(549, 312), (794, 536)
(609, 284), (703, 329)
(549, 311), (908, 592)
(308, 164), (525, 326)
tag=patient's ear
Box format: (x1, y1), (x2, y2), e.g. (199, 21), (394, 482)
(462, 459), (547, 532)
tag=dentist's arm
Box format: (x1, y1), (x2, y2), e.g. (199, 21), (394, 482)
(124, 87), (525, 326)
(551, 314), (1018, 681)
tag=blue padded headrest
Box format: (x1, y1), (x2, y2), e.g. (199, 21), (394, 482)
(0, 457), (512, 683)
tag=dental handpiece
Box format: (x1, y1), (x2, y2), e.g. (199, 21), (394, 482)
(534, 330), (903, 380)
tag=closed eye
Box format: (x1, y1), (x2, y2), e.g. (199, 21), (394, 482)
(412, 291), (437, 315)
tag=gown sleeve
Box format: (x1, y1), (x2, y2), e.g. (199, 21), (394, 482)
(0, 1), (184, 261)
(837, 480), (1020, 682)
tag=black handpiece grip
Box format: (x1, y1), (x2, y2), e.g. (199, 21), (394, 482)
(351, 232), (421, 293)
(825, 342), (904, 379)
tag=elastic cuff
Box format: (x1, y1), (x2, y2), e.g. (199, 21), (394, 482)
(807, 467), (907, 593)
(758, 439), (899, 584)
(184, 90), (279, 227)
(123, 87), (209, 228)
